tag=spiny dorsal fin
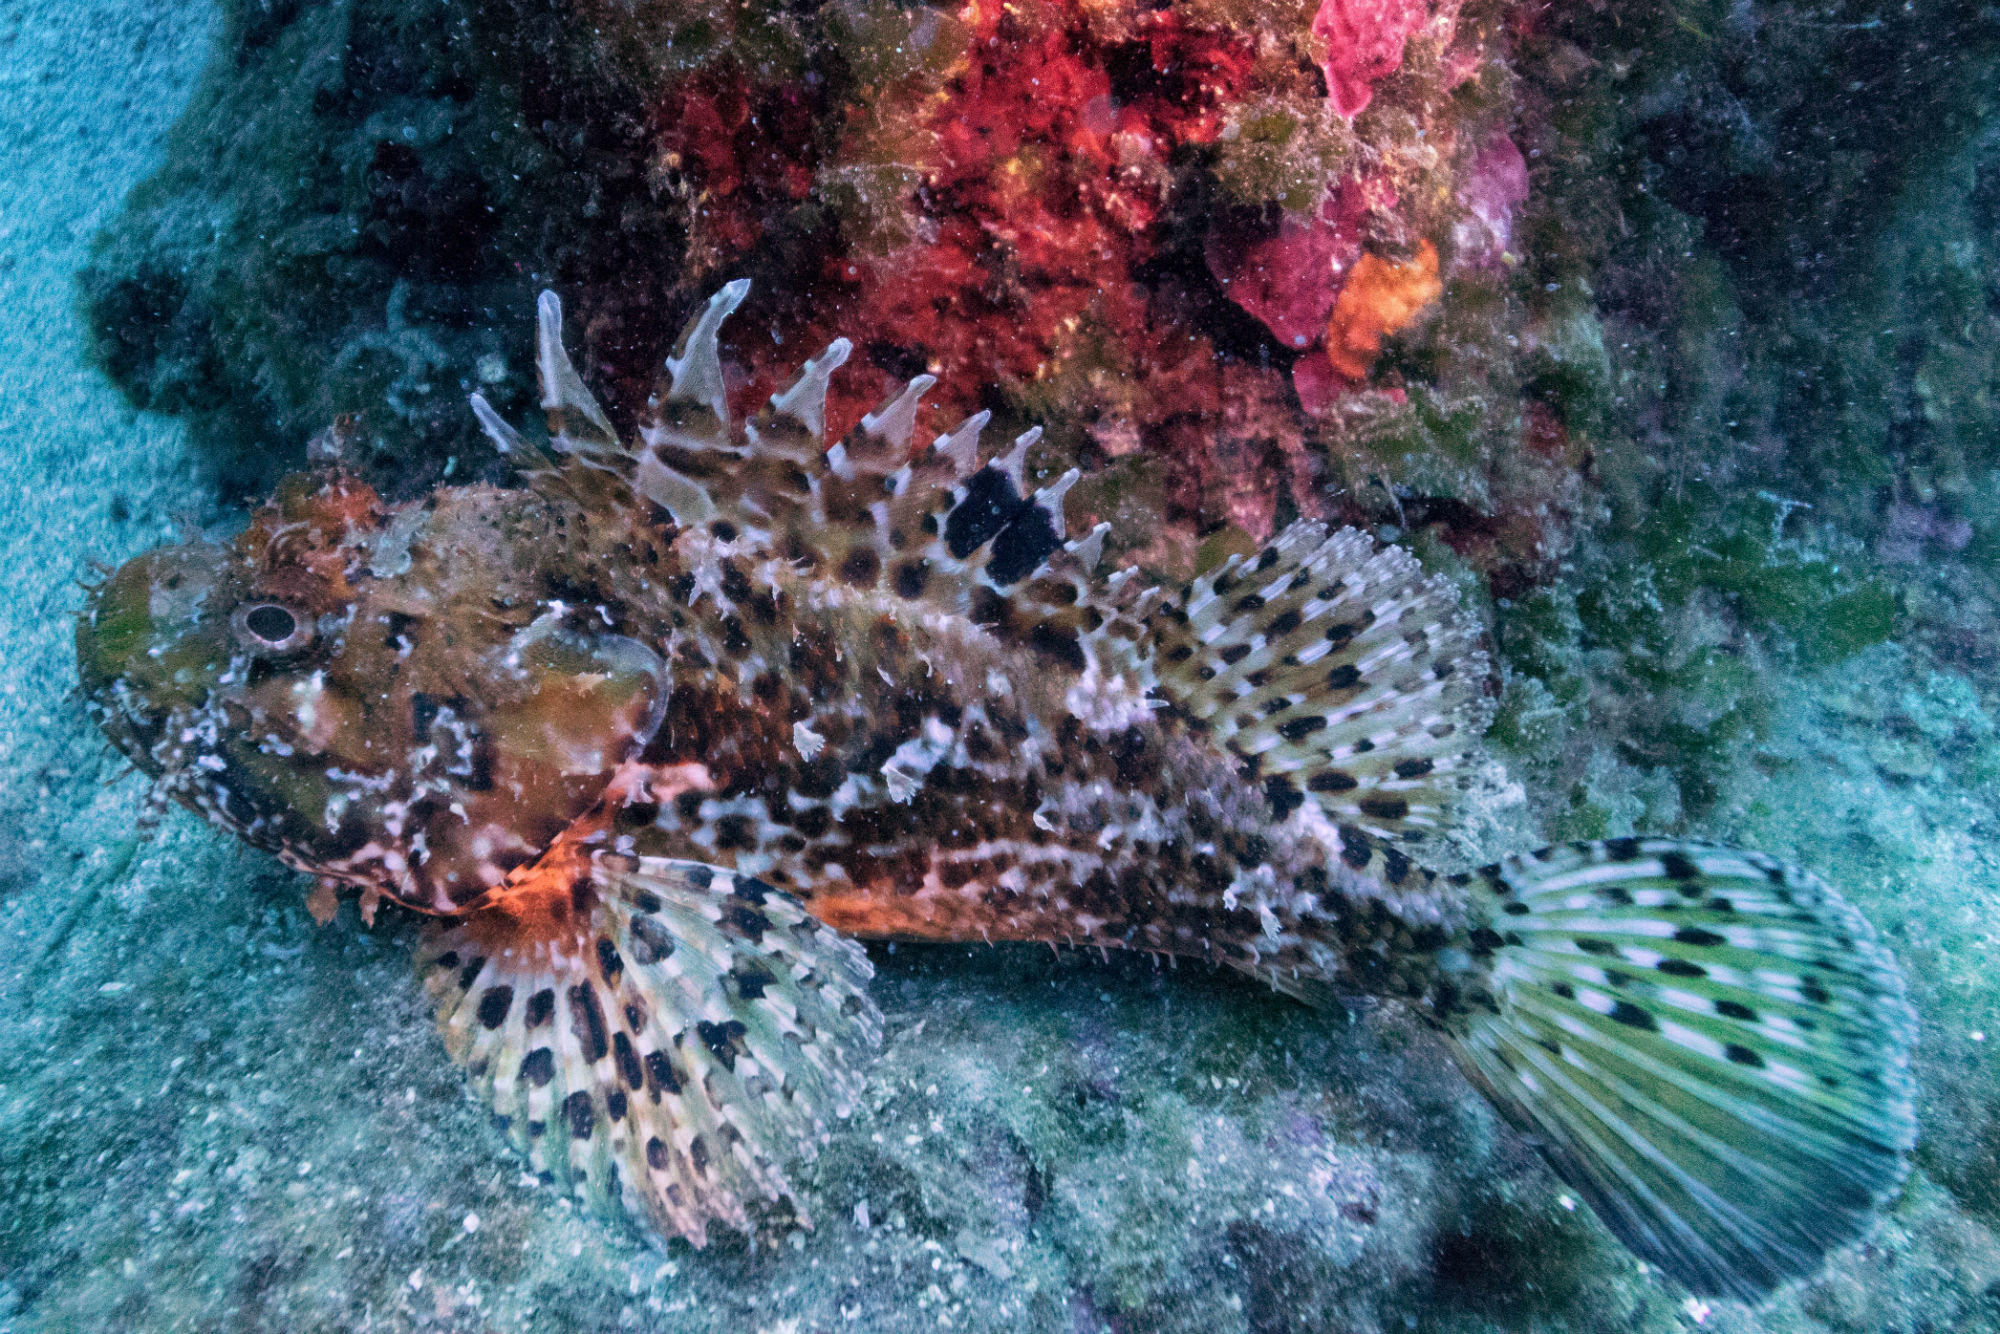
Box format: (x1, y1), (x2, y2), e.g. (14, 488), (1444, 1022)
(629, 288), (1084, 606)
(482, 291), (1484, 825)
(485, 285), (1090, 587)
(1447, 840), (1917, 1299)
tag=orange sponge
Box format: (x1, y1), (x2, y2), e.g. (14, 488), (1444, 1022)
(1325, 240), (1442, 380)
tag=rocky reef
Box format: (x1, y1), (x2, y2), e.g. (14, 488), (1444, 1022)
(79, 0), (1531, 535)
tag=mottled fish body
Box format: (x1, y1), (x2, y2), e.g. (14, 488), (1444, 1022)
(77, 284), (1918, 1301)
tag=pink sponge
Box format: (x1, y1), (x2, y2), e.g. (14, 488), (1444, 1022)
(1204, 184), (1368, 350)
(1452, 132), (1530, 268)
(1312, 0), (1428, 118)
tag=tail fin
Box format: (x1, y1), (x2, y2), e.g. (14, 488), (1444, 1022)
(421, 842), (881, 1246)
(1447, 840), (1917, 1299)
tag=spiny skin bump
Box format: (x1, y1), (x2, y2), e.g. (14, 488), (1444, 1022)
(74, 285), (1916, 1300)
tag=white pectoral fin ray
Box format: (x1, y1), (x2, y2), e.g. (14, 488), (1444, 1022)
(421, 855), (881, 1246)
(1450, 840), (1918, 1299)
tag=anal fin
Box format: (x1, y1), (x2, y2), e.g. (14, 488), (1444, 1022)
(421, 835), (881, 1245)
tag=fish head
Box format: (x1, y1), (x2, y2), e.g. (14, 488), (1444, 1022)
(78, 469), (670, 914)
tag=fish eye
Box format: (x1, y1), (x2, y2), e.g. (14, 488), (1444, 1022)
(232, 601), (315, 656)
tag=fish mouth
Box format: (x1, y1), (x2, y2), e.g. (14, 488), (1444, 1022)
(106, 695), (285, 852)
(94, 682), (375, 883)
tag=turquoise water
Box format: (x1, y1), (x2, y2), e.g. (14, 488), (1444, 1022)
(6, 0), (2000, 1330)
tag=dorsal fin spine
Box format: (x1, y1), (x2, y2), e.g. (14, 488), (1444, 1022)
(935, 412), (990, 477)
(998, 427), (1039, 489)
(664, 279), (751, 426)
(863, 374), (938, 453)
(469, 392), (524, 455)
(535, 291), (616, 444)
(1069, 522), (1109, 571)
(1033, 470), (1080, 539)
(769, 337), (852, 440)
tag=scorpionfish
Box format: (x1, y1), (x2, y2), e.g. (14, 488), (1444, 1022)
(76, 282), (1918, 1301)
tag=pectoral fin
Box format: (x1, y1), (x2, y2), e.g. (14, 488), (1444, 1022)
(421, 841), (880, 1245)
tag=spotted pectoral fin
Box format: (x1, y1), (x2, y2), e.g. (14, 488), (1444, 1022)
(1448, 840), (1917, 1299)
(420, 851), (881, 1246)
(1148, 522), (1491, 858)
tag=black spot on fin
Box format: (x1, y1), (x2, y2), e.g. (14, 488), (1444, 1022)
(944, 467), (1026, 559)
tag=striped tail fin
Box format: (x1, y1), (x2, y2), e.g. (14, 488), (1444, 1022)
(1446, 839), (1918, 1299)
